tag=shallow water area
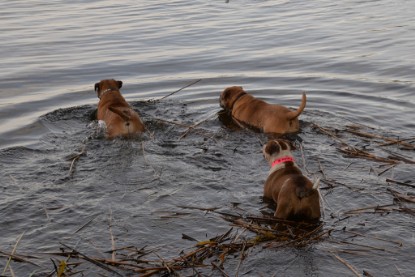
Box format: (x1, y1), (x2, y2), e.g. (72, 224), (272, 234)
(1, 0), (415, 276)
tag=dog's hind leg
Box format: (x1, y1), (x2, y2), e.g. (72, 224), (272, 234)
(274, 195), (293, 219)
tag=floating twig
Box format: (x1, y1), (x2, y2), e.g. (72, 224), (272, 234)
(378, 137), (415, 149)
(337, 145), (399, 164)
(386, 178), (415, 189)
(0, 249), (39, 267)
(343, 204), (395, 215)
(312, 123), (348, 145)
(179, 110), (219, 140)
(387, 188), (415, 203)
(141, 141), (160, 178)
(177, 205), (221, 213)
(317, 159), (327, 180)
(346, 127), (414, 150)
(363, 269), (375, 276)
(68, 146), (87, 177)
(73, 213), (100, 234)
(211, 261), (229, 277)
(234, 241), (246, 277)
(108, 208), (116, 262)
(313, 122), (414, 165)
(394, 264), (404, 277)
(320, 178), (355, 190)
(2, 232), (25, 275)
(59, 243), (123, 276)
(377, 164), (397, 176)
(382, 149), (415, 164)
(153, 117), (191, 128)
(330, 238), (395, 253)
(331, 252), (361, 277)
(343, 230), (402, 247)
(158, 79), (202, 101)
(299, 142), (310, 174)
(154, 252), (174, 276)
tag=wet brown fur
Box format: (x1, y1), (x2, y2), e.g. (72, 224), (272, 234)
(220, 86), (306, 134)
(263, 140), (320, 220)
(94, 79), (145, 138)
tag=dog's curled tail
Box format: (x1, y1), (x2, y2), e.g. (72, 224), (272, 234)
(312, 177), (320, 190)
(286, 92), (306, 120)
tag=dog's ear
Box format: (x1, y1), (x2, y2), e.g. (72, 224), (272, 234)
(264, 140), (280, 155)
(223, 86), (242, 100)
(222, 88), (231, 101)
(117, 80), (123, 89)
(94, 82), (100, 92)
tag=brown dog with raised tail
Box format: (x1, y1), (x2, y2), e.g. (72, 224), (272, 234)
(94, 79), (145, 138)
(220, 86), (306, 134)
(263, 139), (320, 221)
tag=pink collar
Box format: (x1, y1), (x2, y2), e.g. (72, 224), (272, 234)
(271, 156), (295, 168)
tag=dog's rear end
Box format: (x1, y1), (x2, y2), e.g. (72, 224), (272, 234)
(105, 106), (145, 138)
(94, 79), (145, 138)
(263, 140), (321, 221)
(274, 175), (320, 220)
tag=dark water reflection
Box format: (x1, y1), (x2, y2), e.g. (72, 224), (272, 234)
(0, 0), (414, 276)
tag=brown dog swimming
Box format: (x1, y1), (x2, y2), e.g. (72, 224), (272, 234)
(94, 79), (145, 138)
(220, 86), (306, 134)
(263, 139), (320, 221)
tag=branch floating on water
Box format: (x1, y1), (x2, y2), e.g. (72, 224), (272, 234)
(156, 79), (202, 101)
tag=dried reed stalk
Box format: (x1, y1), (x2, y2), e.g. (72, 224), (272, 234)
(68, 145), (87, 177)
(2, 232), (25, 275)
(158, 79), (202, 101)
(387, 188), (415, 203)
(59, 243), (123, 276)
(331, 253), (361, 277)
(179, 110), (219, 140)
(386, 178), (415, 189)
(108, 209), (116, 262)
(346, 127), (414, 149)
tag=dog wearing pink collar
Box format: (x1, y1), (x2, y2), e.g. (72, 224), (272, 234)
(263, 139), (321, 221)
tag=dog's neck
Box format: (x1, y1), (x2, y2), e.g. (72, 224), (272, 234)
(231, 92), (247, 109)
(99, 88), (117, 99)
(268, 150), (296, 176)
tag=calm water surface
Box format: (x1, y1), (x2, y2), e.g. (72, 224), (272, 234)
(1, 0), (414, 276)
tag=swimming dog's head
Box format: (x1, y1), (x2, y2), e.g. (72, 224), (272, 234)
(94, 79), (123, 99)
(262, 139), (296, 166)
(219, 86), (246, 111)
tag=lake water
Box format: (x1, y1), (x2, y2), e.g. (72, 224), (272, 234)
(1, 0), (414, 276)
